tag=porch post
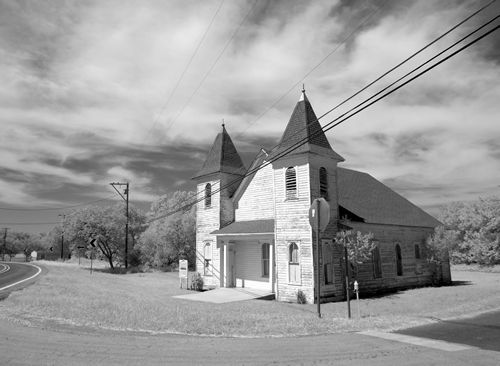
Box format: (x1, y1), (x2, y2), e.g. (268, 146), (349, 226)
(223, 242), (228, 288)
(269, 242), (274, 293)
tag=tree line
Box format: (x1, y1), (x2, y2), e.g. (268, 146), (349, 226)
(3, 194), (498, 269)
(0, 191), (196, 270)
(428, 196), (500, 265)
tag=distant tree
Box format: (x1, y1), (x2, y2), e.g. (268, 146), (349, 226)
(137, 191), (196, 269)
(438, 197), (500, 265)
(64, 204), (146, 269)
(335, 230), (376, 280)
(10, 231), (44, 261)
(426, 226), (458, 263)
(40, 225), (68, 259)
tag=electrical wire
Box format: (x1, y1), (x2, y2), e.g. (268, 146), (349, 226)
(235, 0), (390, 139)
(146, 2), (497, 222)
(142, 0), (226, 143)
(146, 17), (499, 224)
(0, 195), (116, 211)
(163, 0), (259, 134)
(240, 0), (497, 146)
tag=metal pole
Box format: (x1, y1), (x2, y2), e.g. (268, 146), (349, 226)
(344, 245), (351, 319)
(2, 228), (8, 261)
(356, 288), (360, 319)
(58, 214), (65, 260)
(125, 182), (129, 269)
(316, 210), (321, 318)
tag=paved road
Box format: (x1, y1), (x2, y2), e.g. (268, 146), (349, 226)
(397, 310), (500, 352)
(0, 262), (41, 297)
(0, 317), (498, 365)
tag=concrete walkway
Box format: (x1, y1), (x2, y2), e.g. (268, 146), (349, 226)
(173, 287), (274, 304)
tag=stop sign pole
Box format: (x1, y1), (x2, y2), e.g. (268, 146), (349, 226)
(309, 198), (330, 318)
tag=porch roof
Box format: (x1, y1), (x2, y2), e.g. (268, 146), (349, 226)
(211, 219), (275, 235)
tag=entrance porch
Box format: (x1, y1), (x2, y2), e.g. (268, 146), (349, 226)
(216, 235), (275, 293)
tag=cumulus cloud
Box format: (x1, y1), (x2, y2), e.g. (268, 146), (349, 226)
(0, 0), (499, 232)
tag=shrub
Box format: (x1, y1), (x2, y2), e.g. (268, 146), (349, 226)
(191, 272), (204, 291)
(297, 290), (307, 304)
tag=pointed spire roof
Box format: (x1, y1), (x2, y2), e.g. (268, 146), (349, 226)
(269, 89), (344, 161)
(193, 124), (246, 179)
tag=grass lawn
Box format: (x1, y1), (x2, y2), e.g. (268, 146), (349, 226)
(1, 261), (499, 337)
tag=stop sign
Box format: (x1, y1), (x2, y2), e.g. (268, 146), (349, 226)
(309, 198), (330, 232)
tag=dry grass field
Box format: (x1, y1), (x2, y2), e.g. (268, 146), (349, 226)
(1, 260), (499, 337)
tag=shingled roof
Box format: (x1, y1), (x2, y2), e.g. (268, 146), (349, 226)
(211, 219), (275, 235)
(268, 90), (344, 161)
(338, 167), (441, 228)
(193, 124), (246, 179)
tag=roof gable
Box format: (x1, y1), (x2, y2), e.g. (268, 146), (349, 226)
(269, 91), (343, 161)
(193, 124), (246, 179)
(232, 148), (268, 204)
(338, 167), (441, 228)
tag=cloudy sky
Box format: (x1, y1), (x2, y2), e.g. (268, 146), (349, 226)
(1, 0), (499, 233)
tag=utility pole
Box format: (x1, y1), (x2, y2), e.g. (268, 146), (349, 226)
(2, 228), (8, 261)
(58, 214), (65, 260)
(110, 182), (129, 269)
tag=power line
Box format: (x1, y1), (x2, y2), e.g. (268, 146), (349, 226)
(239, 0), (497, 145)
(0, 195), (116, 211)
(235, 0), (389, 139)
(142, 0), (226, 143)
(147, 16), (499, 224)
(146, 2), (496, 221)
(163, 0), (259, 134)
(0, 222), (61, 226)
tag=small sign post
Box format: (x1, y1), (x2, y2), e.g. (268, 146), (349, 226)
(309, 198), (330, 318)
(179, 259), (188, 289)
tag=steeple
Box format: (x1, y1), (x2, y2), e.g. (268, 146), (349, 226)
(269, 90), (344, 161)
(193, 123), (246, 179)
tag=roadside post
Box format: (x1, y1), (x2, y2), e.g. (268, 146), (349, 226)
(77, 246), (85, 265)
(89, 237), (97, 275)
(309, 198), (330, 318)
(354, 280), (360, 319)
(179, 259), (188, 289)
(344, 246), (351, 319)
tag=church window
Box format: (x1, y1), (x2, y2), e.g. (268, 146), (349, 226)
(289, 242), (300, 283)
(323, 240), (334, 285)
(395, 244), (403, 276)
(285, 167), (297, 199)
(205, 183), (212, 208)
(203, 242), (212, 276)
(372, 245), (382, 279)
(262, 243), (270, 277)
(319, 167), (328, 200)
(414, 244), (421, 259)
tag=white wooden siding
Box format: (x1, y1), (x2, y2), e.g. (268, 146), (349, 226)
(235, 163), (275, 221)
(273, 157), (315, 303)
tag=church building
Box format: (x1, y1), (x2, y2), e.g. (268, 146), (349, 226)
(192, 90), (450, 303)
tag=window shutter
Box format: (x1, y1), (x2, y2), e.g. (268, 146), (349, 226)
(205, 183), (212, 207)
(285, 167), (297, 199)
(319, 167), (328, 200)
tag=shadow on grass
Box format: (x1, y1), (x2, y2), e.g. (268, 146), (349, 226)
(90, 267), (143, 275)
(450, 280), (472, 286)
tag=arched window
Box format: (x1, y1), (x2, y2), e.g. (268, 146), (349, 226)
(395, 244), (403, 276)
(414, 244), (421, 259)
(319, 167), (328, 200)
(205, 183), (212, 208)
(285, 167), (297, 199)
(372, 246), (382, 278)
(261, 243), (270, 277)
(204, 242), (212, 276)
(289, 242), (300, 283)
(323, 240), (334, 285)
